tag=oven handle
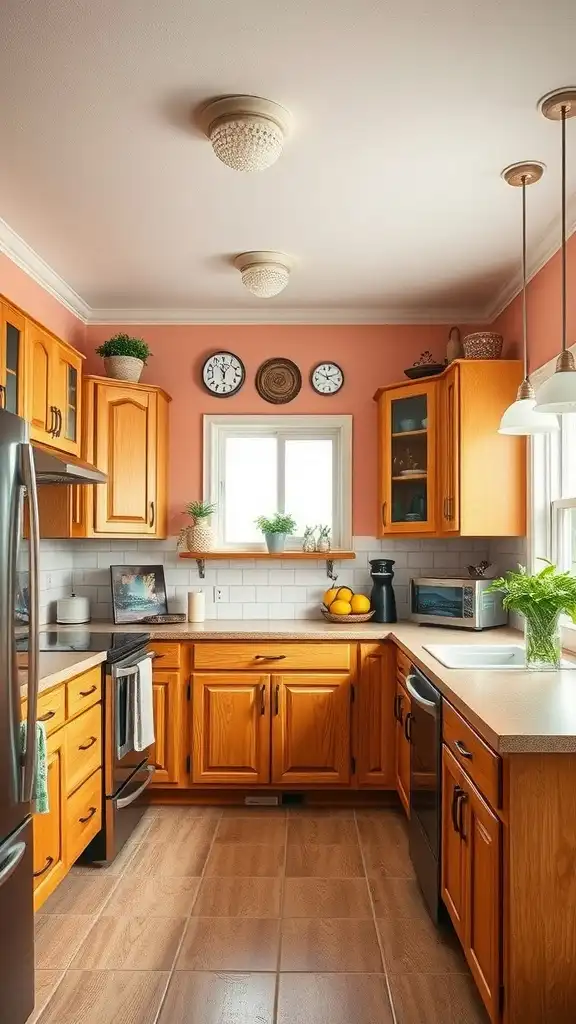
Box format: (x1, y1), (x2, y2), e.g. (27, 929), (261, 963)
(405, 675), (439, 712)
(116, 765), (155, 809)
(112, 651), (157, 678)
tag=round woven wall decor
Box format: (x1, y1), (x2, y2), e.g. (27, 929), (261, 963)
(255, 357), (302, 404)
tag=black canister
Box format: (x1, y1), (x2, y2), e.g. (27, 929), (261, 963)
(369, 558), (397, 623)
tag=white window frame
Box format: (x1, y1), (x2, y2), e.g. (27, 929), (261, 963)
(203, 414), (353, 550)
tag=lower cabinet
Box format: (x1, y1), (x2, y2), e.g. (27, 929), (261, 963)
(356, 645), (396, 788)
(192, 673), (271, 785)
(33, 729), (66, 909)
(150, 670), (180, 784)
(272, 673), (351, 785)
(394, 678), (411, 815)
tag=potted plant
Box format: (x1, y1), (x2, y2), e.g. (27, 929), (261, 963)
(487, 562), (576, 670)
(95, 333), (152, 383)
(255, 512), (297, 554)
(179, 501), (217, 553)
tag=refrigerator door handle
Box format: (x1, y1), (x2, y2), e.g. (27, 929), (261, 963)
(0, 841), (26, 889)
(20, 442), (40, 803)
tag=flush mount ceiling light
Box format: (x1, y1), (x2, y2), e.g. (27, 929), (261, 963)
(535, 88), (576, 414)
(199, 95), (292, 172)
(234, 251), (293, 298)
(498, 161), (559, 435)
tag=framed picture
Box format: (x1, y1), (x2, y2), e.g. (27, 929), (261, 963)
(110, 564), (168, 624)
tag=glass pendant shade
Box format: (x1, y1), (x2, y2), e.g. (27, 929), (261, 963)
(535, 351), (576, 412)
(498, 395), (559, 434)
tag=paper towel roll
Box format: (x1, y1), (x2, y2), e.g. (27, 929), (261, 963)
(187, 590), (205, 622)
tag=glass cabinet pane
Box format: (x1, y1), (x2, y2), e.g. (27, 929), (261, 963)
(3, 320), (21, 413)
(390, 392), (429, 525)
(65, 365), (78, 440)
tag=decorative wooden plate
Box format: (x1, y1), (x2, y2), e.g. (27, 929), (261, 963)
(255, 357), (302, 404)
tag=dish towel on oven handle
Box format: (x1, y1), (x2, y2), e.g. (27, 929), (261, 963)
(20, 720), (49, 813)
(133, 655), (155, 751)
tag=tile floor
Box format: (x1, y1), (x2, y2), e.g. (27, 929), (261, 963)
(31, 805), (488, 1024)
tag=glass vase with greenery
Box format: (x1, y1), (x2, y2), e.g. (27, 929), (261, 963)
(487, 562), (576, 670)
(255, 512), (297, 554)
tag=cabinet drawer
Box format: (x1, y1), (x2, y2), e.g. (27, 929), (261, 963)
(65, 703), (102, 796)
(443, 702), (501, 808)
(66, 768), (102, 865)
(22, 685), (66, 737)
(193, 642), (351, 672)
(149, 642), (181, 669)
(67, 666), (102, 719)
(396, 649), (411, 681)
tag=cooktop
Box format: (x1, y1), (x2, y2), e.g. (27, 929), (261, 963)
(17, 630), (150, 663)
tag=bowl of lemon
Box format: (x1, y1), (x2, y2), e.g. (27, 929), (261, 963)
(321, 587), (375, 623)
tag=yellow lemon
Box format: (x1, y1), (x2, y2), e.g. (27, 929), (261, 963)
(351, 594), (371, 613)
(336, 586), (354, 603)
(323, 588), (339, 608)
(329, 599), (352, 616)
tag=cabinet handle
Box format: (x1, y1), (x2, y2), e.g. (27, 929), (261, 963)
(39, 710), (56, 722)
(33, 855), (54, 878)
(457, 790), (468, 840)
(254, 654), (286, 661)
(57, 408), (63, 436)
(79, 685), (98, 697)
(393, 694), (400, 721)
(381, 501), (387, 527)
(404, 711), (413, 743)
(260, 683), (266, 715)
(79, 806), (97, 824)
(397, 694), (404, 724)
(451, 785), (462, 834)
(274, 683), (280, 716)
(78, 736), (97, 751)
(0, 384), (5, 408)
(443, 497), (449, 520)
(454, 739), (473, 760)
(48, 406), (56, 436)
(53, 408), (60, 437)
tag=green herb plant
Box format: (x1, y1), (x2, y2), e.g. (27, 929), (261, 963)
(255, 513), (297, 535)
(95, 333), (151, 364)
(487, 561), (576, 667)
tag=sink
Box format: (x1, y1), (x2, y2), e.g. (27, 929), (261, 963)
(423, 644), (576, 670)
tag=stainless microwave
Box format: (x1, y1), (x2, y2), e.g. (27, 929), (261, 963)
(409, 577), (507, 630)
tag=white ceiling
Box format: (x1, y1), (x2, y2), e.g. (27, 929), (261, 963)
(1, 0), (576, 323)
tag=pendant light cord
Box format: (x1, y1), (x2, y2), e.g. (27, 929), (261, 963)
(561, 104), (567, 354)
(521, 175), (528, 380)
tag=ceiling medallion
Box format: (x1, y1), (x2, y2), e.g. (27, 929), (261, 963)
(234, 251), (293, 298)
(199, 95), (292, 172)
(255, 357), (302, 404)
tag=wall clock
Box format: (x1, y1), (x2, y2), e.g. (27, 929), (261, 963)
(202, 351), (245, 397)
(310, 362), (344, 395)
(255, 357), (302, 404)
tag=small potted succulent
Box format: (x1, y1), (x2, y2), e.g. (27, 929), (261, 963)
(95, 333), (152, 383)
(255, 512), (297, 554)
(179, 501), (217, 553)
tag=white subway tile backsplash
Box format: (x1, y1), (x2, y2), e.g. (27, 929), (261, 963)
(216, 603), (245, 619)
(294, 570), (327, 586)
(229, 585), (256, 602)
(408, 550), (433, 567)
(164, 569), (192, 586)
(281, 586), (307, 602)
(269, 570), (294, 585)
(216, 570), (243, 585)
(243, 570), (269, 585)
(269, 604), (295, 619)
(256, 586), (282, 603)
(242, 603), (270, 619)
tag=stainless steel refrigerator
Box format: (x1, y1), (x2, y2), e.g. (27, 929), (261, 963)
(0, 408), (40, 1024)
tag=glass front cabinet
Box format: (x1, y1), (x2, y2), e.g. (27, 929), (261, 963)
(0, 301), (25, 416)
(379, 380), (438, 534)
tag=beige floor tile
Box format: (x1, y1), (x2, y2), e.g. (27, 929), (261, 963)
(154, 804), (222, 817)
(128, 837), (211, 877)
(144, 813), (217, 845)
(35, 970), (169, 1024)
(175, 917), (280, 971)
(192, 876), (282, 917)
(70, 916), (186, 971)
(37, 875), (118, 915)
(220, 807), (287, 817)
(277, 973), (395, 1024)
(280, 918), (382, 972)
(368, 876), (430, 919)
(27, 971), (64, 1024)
(102, 876), (201, 917)
(377, 916), (469, 975)
(215, 817), (287, 844)
(285, 842), (364, 878)
(70, 838), (139, 877)
(389, 973), (489, 1023)
(157, 971), (276, 1024)
(35, 916), (95, 970)
(204, 842), (285, 877)
(282, 878), (372, 918)
(287, 816), (358, 844)
(361, 839), (415, 879)
(288, 808), (355, 818)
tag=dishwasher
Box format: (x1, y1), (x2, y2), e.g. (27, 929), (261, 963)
(405, 665), (443, 922)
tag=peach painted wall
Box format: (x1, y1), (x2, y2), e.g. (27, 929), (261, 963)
(85, 324), (452, 535)
(0, 253), (86, 347)
(495, 231), (576, 370)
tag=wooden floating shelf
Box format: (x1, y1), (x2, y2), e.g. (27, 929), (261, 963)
(179, 549), (355, 581)
(391, 473), (427, 481)
(391, 429), (428, 438)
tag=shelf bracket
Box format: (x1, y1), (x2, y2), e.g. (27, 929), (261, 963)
(196, 558), (206, 579)
(325, 558), (338, 582)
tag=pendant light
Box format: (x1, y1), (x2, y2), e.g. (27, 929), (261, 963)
(498, 162), (559, 434)
(535, 89), (576, 413)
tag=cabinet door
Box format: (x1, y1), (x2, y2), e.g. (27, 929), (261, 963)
(272, 673), (351, 786)
(440, 367), (460, 533)
(25, 322), (55, 445)
(462, 776), (502, 1023)
(93, 384), (158, 534)
(356, 645), (396, 788)
(192, 673), (270, 785)
(150, 670), (180, 785)
(441, 744), (466, 942)
(0, 302), (25, 416)
(51, 342), (82, 456)
(380, 381), (438, 534)
(394, 679), (411, 816)
(33, 730), (66, 910)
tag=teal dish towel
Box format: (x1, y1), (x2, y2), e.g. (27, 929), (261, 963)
(20, 720), (49, 814)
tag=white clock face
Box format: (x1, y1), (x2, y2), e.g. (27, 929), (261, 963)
(311, 362), (344, 395)
(203, 351), (245, 396)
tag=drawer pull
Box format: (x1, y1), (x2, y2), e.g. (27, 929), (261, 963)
(457, 790), (468, 839)
(254, 654), (286, 661)
(274, 683), (280, 715)
(404, 711), (413, 743)
(78, 736), (97, 751)
(79, 806), (97, 824)
(33, 855), (54, 878)
(451, 785), (462, 834)
(79, 685), (98, 697)
(260, 683), (266, 715)
(454, 739), (473, 760)
(39, 711), (56, 722)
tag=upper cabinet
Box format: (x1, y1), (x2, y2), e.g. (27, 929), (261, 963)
(375, 360), (526, 538)
(24, 319), (84, 456)
(0, 300), (26, 416)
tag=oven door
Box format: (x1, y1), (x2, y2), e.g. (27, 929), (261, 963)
(112, 763), (155, 858)
(112, 652), (155, 781)
(405, 668), (442, 922)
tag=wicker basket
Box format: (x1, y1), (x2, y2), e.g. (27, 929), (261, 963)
(103, 355), (144, 382)
(462, 332), (503, 360)
(321, 608), (375, 623)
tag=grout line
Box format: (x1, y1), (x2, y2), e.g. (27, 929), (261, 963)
(353, 809), (399, 1024)
(272, 810), (289, 1024)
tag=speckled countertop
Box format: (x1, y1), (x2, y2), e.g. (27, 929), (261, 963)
(43, 620), (576, 754)
(19, 651), (107, 701)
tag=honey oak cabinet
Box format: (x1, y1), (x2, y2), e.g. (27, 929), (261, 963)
(192, 673), (271, 785)
(32, 728), (67, 911)
(0, 300), (26, 416)
(441, 743), (466, 941)
(149, 670), (180, 785)
(375, 360), (525, 538)
(356, 644), (396, 787)
(394, 678), (411, 816)
(24, 321), (83, 456)
(271, 673), (352, 785)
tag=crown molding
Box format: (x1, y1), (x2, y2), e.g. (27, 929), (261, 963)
(0, 218), (90, 323)
(87, 305), (483, 326)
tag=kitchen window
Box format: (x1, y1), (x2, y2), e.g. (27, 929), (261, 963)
(203, 415), (352, 549)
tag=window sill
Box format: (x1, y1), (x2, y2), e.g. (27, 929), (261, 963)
(178, 550), (356, 561)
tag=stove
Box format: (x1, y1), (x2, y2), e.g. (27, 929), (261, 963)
(17, 630), (150, 664)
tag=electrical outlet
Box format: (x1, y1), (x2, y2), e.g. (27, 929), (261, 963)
(45, 573), (52, 589)
(214, 587), (224, 603)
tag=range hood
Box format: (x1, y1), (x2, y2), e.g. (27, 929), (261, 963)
(32, 442), (107, 484)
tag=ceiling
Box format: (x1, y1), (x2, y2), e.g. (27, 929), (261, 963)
(1, 0), (576, 323)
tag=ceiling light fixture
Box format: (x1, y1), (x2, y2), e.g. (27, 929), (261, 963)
(535, 88), (576, 414)
(199, 95), (292, 172)
(498, 161), (559, 435)
(234, 251), (293, 298)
